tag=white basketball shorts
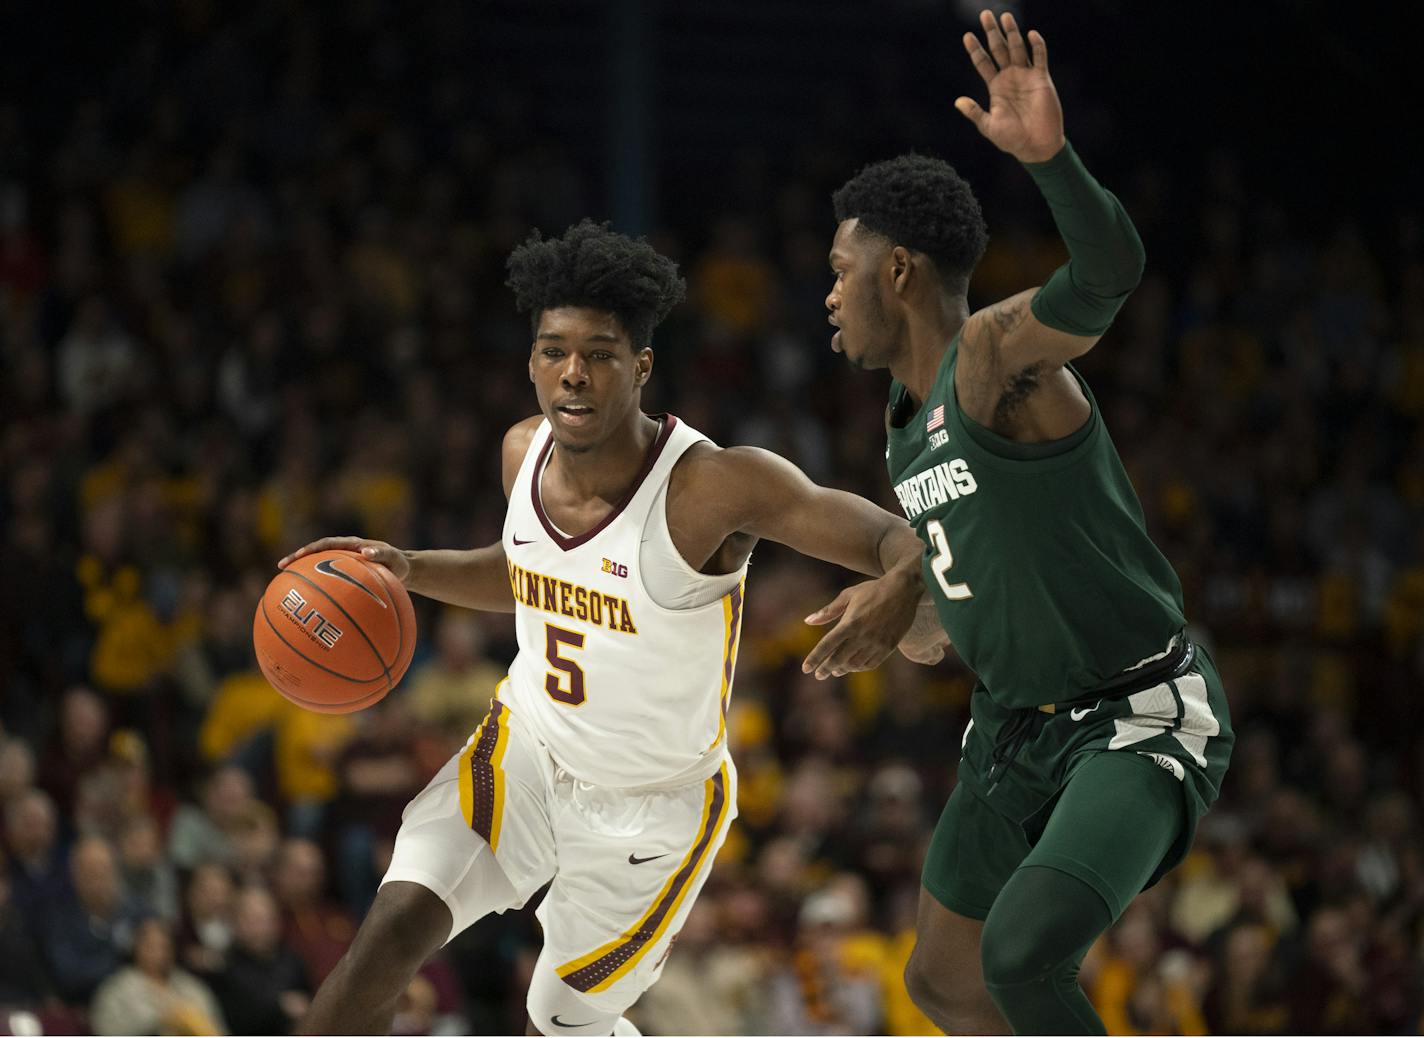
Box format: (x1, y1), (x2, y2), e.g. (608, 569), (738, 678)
(382, 694), (737, 1019)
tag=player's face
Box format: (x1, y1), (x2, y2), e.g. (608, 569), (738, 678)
(529, 307), (653, 452)
(826, 219), (896, 370)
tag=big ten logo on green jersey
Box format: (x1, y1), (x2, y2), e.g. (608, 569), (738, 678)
(892, 458), (978, 520)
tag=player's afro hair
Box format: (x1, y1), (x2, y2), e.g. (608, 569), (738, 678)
(505, 219), (687, 348)
(832, 155), (988, 288)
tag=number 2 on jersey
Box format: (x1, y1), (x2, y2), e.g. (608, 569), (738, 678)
(544, 624), (587, 705)
(926, 519), (973, 601)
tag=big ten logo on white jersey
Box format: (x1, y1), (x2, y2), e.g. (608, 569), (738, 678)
(893, 458), (978, 520)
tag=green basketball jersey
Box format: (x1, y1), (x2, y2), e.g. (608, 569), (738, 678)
(886, 331), (1186, 709)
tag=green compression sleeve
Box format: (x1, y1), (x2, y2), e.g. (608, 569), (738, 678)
(1024, 141), (1145, 337)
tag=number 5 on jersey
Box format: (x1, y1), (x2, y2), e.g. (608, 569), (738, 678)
(926, 519), (973, 601)
(544, 624), (587, 705)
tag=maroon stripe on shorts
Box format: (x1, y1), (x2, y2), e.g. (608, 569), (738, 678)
(468, 701), (506, 845)
(560, 768), (727, 992)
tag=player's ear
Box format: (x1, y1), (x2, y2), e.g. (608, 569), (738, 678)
(634, 347), (653, 386)
(890, 246), (912, 297)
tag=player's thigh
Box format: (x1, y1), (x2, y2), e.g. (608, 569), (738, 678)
(383, 699), (557, 943)
(921, 781), (1031, 921)
(908, 783), (1027, 999)
(1022, 750), (1186, 920)
(907, 884), (987, 992)
(528, 760), (736, 1031)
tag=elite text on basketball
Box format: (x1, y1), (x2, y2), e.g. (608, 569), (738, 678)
(279, 588), (345, 649)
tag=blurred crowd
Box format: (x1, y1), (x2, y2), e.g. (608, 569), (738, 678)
(2, 2), (1423, 1035)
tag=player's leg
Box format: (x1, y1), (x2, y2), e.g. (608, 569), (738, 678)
(978, 750), (1186, 1034)
(299, 878), (453, 1034)
(903, 783), (1022, 1034)
(526, 760), (736, 1036)
(524, 964), (643, 1036)
(304, 699), (552, 1033)
(905, 893), (1006, 1034)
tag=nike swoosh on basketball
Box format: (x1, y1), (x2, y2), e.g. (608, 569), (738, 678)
(1069, 700), (1103, 721)
(314, 558), (386, 606)
(512, 535), (536, 545)
(550, 1015), (594, 1029)
(628, 852), (669, 865)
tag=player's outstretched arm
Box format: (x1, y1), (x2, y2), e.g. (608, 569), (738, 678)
(955, 10), (1144, 372)
(683, 445), (927, 678)
(274, 419), (541, 614)
(277, 537), (514, 613)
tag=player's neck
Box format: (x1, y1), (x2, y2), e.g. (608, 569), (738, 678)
(548, 410), (663, 502)
(892, 299), (968, 408)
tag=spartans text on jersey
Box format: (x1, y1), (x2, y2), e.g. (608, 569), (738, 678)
(506, 560), (639, 634)
(892, 458), (979, 520)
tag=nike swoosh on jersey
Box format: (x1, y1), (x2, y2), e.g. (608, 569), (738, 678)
(512, 536), (536, 545)
(550, 1015), (595, 1029)
(627, 852), (669, 865)
(313, 558), (386, 606)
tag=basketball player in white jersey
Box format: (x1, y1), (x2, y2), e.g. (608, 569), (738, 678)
(282, 221), (943, 1035)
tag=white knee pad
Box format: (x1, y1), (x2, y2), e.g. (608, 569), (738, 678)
(526, 965), (623, 1036)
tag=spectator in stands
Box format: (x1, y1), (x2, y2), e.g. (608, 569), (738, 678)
(117, 814), (179, 923)
(403, 607), (508, 752)
(0, 6), (1421, 1032)
(767, 878), (883, 1035)
(38, 835), (140, 1005)
(213, 885), (312, 1036)
(36, 686), (108, 819)
(330, 699), (423, 913)
(230, 799), (281, 888)
(178, 863), (235, 978)
(90, 916), (225, 1035)
(3, 788), (65, 925)
(0, 738), (35, 809)
(0, 847), (52, 1011)
(271, 837), (355, 987)
(167, 763), (256, 871)
(1286, 905), (1373, 1032)
(106, 729), (178, 836)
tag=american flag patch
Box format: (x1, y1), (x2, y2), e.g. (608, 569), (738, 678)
(926, 405), (945, 432)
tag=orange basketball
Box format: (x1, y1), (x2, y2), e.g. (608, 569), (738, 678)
(253, 549), (417, 714)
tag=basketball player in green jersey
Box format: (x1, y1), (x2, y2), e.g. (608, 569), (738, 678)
(818, 10), (1233, 1034)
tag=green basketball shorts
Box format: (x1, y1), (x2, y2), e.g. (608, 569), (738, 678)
(923, 641), (1234, 918)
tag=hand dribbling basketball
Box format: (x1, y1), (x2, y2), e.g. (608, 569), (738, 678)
(254, 539), (417, 714)
(279, 536), (412, 583)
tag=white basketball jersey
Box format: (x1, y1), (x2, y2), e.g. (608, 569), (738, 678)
(501, 415), (747, 788)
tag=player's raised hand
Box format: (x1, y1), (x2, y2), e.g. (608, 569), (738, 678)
(801, 574), (922, 680)
(278, 536), (411, 583)
(955, 10), (1064, 164)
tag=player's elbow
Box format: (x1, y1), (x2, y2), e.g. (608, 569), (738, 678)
(1114, 212), (1147, 293)
(1070, 207), (1145, 299)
